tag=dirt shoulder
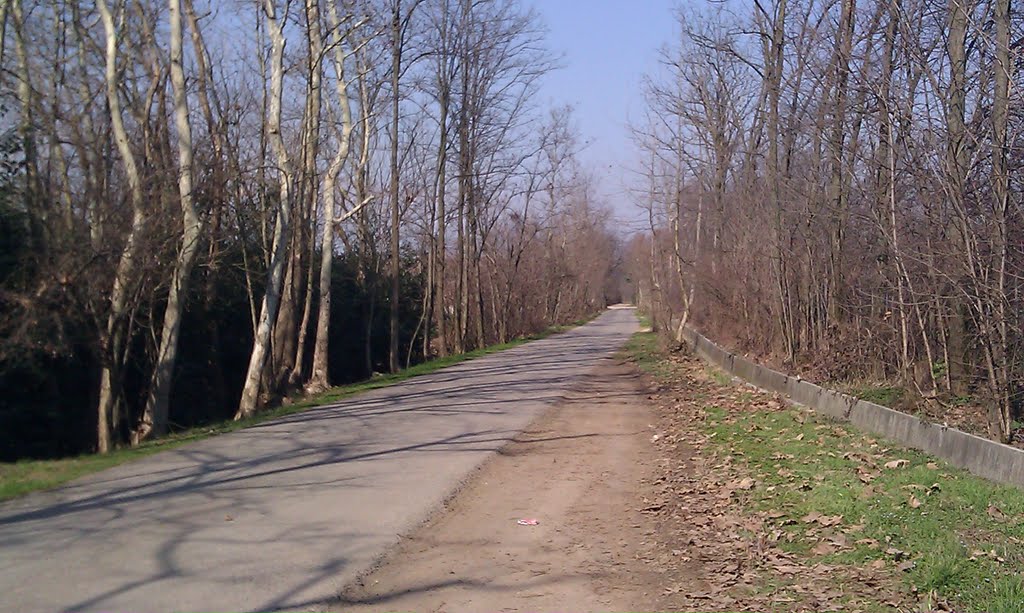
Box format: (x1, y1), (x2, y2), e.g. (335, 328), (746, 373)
(633, 332), (1023, 613)
(333, 356), (669, 612)
(331, 333), (1023, 613)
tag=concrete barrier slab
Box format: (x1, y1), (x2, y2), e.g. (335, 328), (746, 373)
(682, 327), (1024, 488)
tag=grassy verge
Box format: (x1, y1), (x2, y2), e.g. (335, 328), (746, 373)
(0, 317), (596, 503)
(627, 329), (1024, 613)
(709, 408), (1024, 612)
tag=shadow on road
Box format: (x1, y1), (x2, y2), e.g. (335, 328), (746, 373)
(0, 309), (639, 613)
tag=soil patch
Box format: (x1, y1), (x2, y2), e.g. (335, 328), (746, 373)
(333, 357), (670, 612)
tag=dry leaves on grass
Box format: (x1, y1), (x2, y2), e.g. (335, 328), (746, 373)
(639, 353), (915, 612)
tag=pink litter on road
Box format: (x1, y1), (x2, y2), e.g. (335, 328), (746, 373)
(516, 518), (540, 526)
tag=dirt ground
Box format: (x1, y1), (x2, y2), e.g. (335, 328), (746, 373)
(332, 350), (913, 613)
(334, 355), (673, 612)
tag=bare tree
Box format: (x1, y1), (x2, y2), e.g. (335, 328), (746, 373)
(237, 0), (295, 419)
(134, 0), (201, 443)
(308, 0), (360, 392)
(94, 0), (149, 451)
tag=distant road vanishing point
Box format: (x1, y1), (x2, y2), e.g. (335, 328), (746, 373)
(0, 308), (638, 613)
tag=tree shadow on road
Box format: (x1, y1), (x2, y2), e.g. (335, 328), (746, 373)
(0, 311), (638, 613)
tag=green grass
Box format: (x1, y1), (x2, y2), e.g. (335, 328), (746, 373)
(0, 317), (595, 502)
(620, 326), (675, 381)
(636, 312), (653, 330)
(626, 330), (1024, 613)
(706, 408), (1024, 612)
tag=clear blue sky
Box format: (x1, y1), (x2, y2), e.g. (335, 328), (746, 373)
(531, 0), (680, 229)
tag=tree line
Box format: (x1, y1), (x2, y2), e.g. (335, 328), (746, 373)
(631, 0), (1023, 442)
(0, 0), (619, 460)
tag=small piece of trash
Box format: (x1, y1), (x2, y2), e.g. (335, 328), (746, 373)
(517, 518), (540, 526)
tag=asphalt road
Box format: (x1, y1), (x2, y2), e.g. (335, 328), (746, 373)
(0, 307), (638, 613)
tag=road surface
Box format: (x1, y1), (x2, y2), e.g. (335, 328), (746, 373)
(0, 308), (638, 613)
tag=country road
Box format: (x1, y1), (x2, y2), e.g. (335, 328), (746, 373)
(0, 308), (638, 613)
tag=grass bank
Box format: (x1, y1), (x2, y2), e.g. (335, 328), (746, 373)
(0, 316), (596, 503)
(624, 329), (1024, 613)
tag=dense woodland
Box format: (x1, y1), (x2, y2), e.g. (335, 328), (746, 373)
(15, 0), (1021, 460)
(631, 0), (1024, 443)
(0, 0), (620, 460)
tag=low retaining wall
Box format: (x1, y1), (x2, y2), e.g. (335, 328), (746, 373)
(681, 327), (1024, 488)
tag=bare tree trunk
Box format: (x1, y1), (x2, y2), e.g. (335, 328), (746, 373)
(825, 0), (854, 326)
(291, 230), (316, 385)
(421, 233), (434, 358)
(134, 0), (202, 443)
(758, 0), (791, 360)
(354, 53), (376, 376)
(309, 0), (357, 392)
(11, 0), (42, 247)
(93, 0), (148, 452)
(472, 217), (485, 347)
(69, 3), (103, 250)
(433, 12), (452, 356)
(944, 0), (970, 394)
(454, 0), (472, 353)
(237, 0), (294, 419)
(270, 213), (300, 389)
(289, 0), (325, 388)
(388, 0), (402, 373)
(988, 0), (1012, 441)
(0, 0), (10, 69)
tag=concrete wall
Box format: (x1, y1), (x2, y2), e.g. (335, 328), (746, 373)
(681, 328), (1024, 488)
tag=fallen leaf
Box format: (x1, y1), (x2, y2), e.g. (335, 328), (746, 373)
(737, 477), (756, 490)
(857, 468), (876, 484)
(819, 514), (844, 527)
(773, 564), (803, 574)
(884, 459), (909, 469)
(987, 504), (1007, 521)
(909, 495), (922, 509)
(812, 541), (836, 555)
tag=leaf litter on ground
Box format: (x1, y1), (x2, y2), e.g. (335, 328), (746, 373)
(623, 331), (1024, 613)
